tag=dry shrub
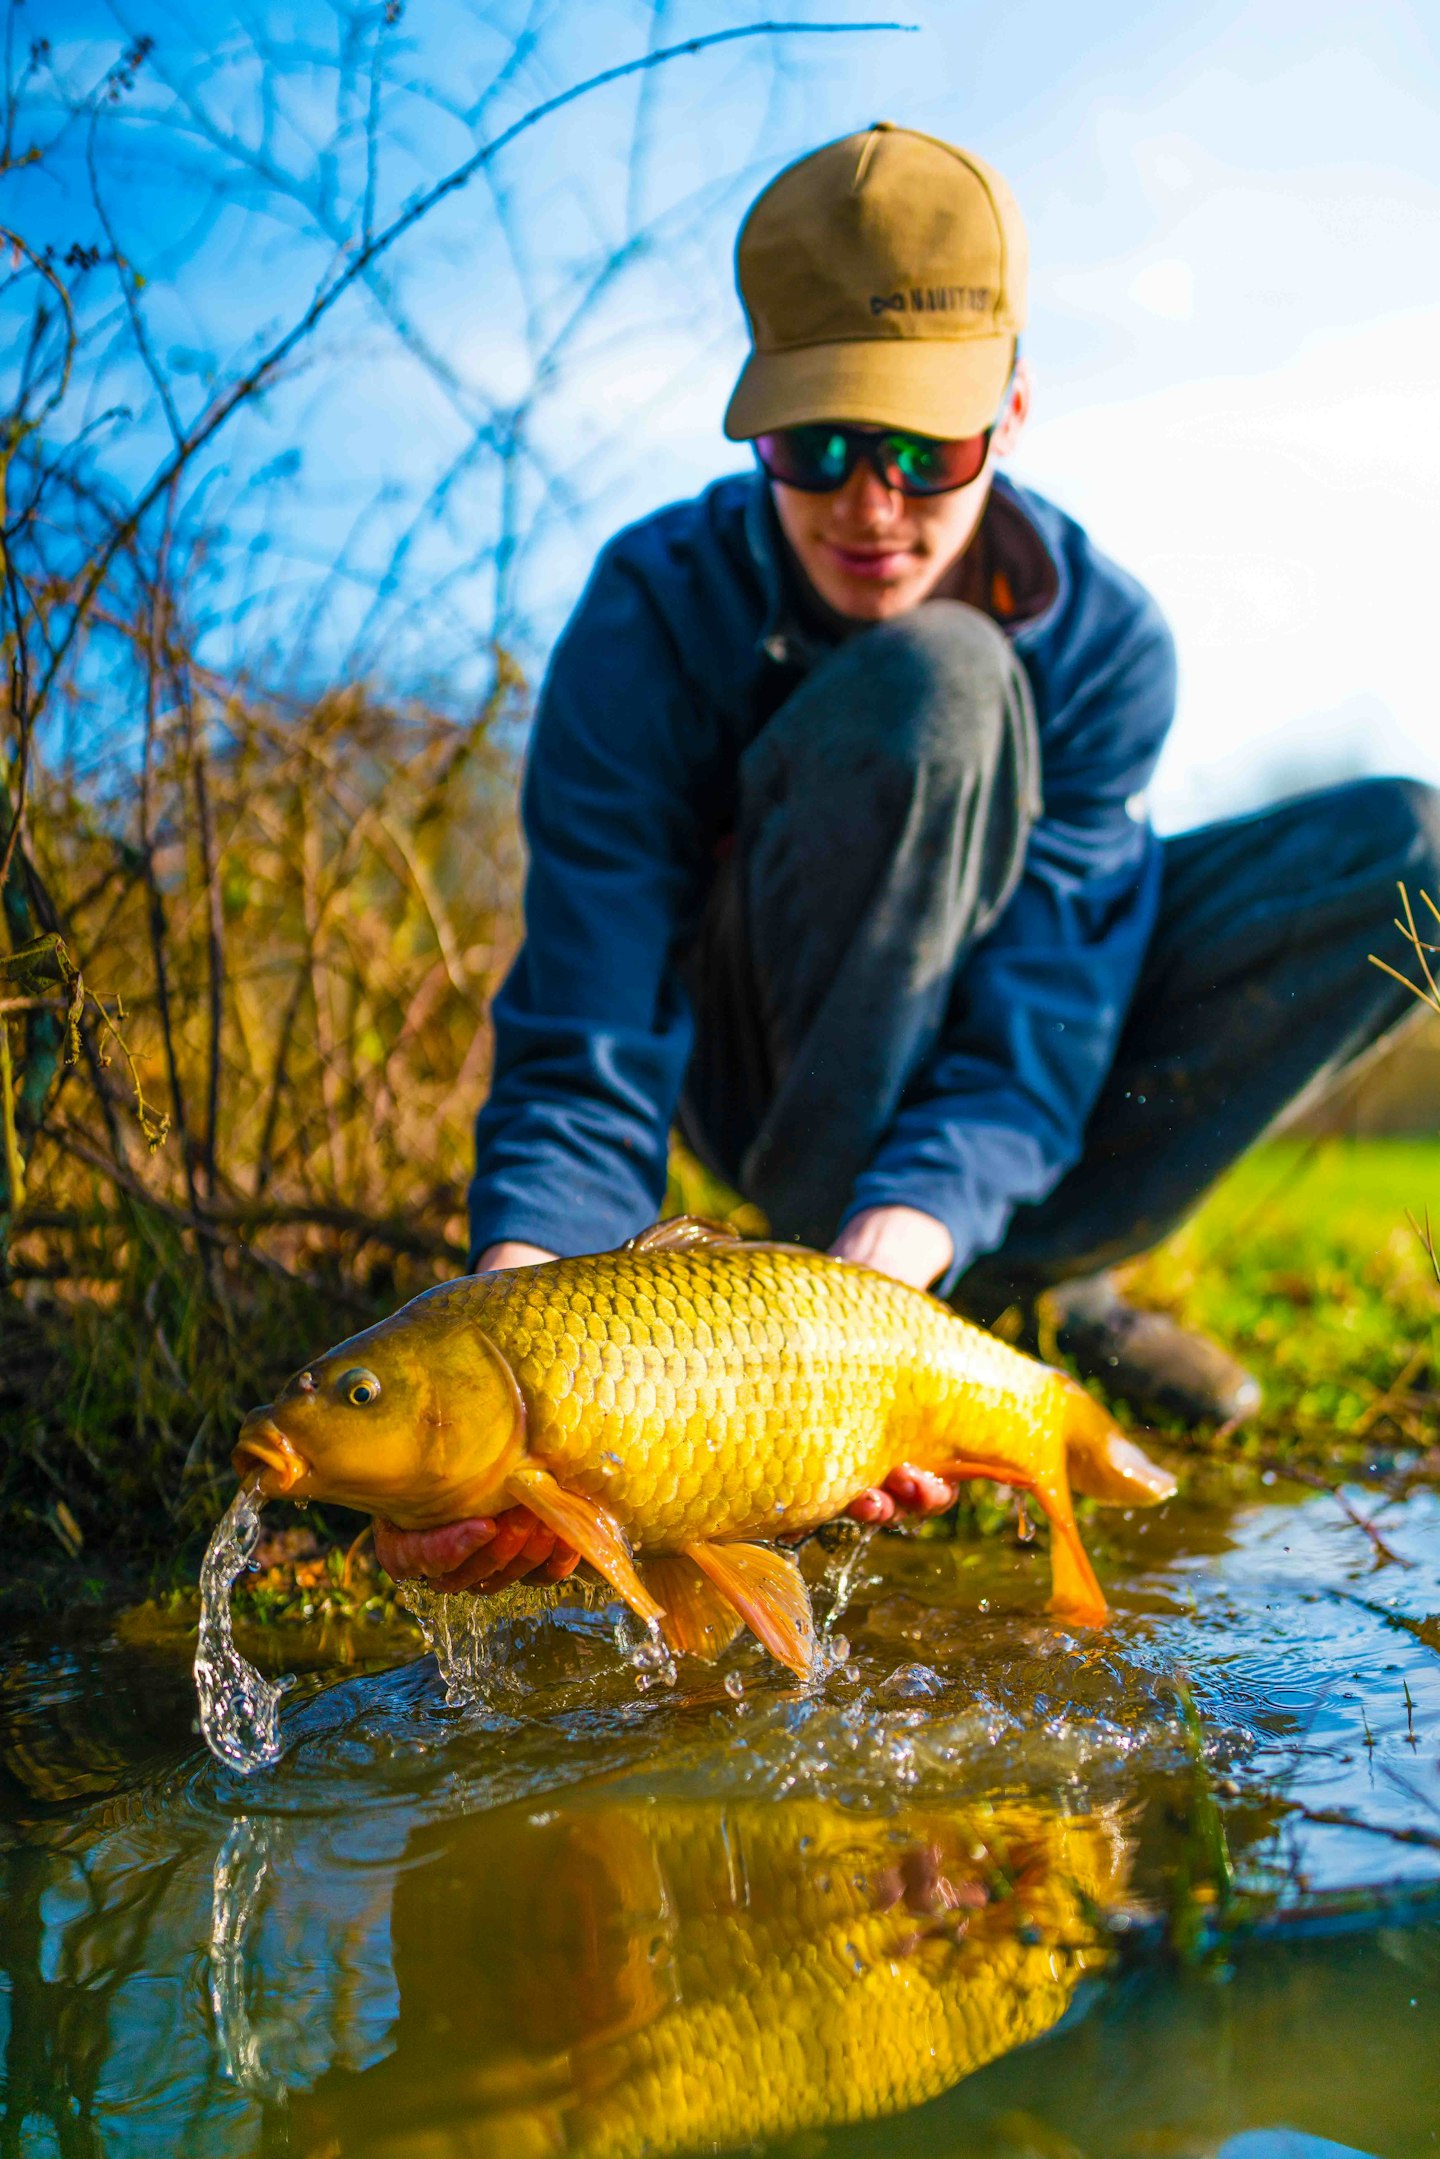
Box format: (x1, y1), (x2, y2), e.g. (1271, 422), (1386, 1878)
(1, 673), (523, 1560)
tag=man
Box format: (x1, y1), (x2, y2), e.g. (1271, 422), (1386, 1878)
(375, 124), (1440, 1597)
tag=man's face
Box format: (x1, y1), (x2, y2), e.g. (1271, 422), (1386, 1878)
(768, 360), (1032, 623)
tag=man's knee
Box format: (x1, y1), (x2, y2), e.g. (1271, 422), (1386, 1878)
(841, 600), (1019, 769)
(768, 599), (1029, 799)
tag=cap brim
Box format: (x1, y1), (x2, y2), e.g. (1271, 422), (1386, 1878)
(723, 335), (1014, 442)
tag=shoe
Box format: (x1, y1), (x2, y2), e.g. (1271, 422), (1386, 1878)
(1037, 1272), (1261, 1430)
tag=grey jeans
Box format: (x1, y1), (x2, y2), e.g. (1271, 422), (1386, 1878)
(678, 601), (1440, 1312)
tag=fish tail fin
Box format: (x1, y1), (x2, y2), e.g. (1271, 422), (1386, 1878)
(682, 1540), (816, 1680)
(638, 1551), (745, 1662)
(1060, 1375), (1176, 1507)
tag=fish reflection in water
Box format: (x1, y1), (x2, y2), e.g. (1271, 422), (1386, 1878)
(291, 1791), (1131, 2158)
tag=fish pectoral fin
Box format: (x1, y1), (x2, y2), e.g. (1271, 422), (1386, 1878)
(681, 1540), (816, 1679)
(504, 1463), (661, 1629)
(620, 1216), (743, 1255)
(638, 1552), (746, 1662)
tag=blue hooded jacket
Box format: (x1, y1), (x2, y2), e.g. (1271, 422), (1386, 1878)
(468, 470), (1175, 1292)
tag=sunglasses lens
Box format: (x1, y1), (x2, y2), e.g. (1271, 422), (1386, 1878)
(756, 426), (855, 491)
(883, 431), (989, 493)
(758, 424), (991, 494)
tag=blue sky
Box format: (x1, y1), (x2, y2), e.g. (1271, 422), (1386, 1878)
(24, 0), (1440, 825)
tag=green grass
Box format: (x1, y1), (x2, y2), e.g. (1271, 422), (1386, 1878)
(1124, 1136), (1440, 1467)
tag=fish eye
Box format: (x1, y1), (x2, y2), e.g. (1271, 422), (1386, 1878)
(338, 1367), (382, 1408)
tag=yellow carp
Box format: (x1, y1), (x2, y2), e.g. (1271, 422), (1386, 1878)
(234, 1218), (1175, 1676)
(295, 1790), (1131, 2159)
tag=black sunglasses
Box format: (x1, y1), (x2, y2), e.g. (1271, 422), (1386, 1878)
(755, 420), (995, 498)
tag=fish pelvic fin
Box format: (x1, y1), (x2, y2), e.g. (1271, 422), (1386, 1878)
(1060, 1376), (1177, 1506)
(681, 1540), (816, 1679)
(638, 1552), (746, 1662)
(503, 1463), (662, 1629)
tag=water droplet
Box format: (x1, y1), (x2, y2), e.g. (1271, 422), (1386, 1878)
(723, 1672), (745, 1699)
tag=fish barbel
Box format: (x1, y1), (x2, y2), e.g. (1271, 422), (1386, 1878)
(233, 1218), (1175, 1675)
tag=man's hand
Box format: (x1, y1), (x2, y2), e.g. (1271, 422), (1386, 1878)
(476, 1240), (557, 1273)
(374, 1509), (581, 1594)
(828, 1204), (954, 1291)
(845, 1463), (960, 1524)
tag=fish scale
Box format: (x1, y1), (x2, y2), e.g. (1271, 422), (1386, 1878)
(475, 1240), (1060, 1550)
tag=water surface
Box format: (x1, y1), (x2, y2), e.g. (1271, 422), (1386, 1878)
(2, 1481), (1438, 2157)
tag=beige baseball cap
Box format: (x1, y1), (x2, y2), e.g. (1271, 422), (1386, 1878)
(724, 122), (1027, 443)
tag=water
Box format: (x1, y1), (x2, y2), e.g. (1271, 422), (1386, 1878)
(4, 1479), (1440, 2156)
(193, 1477), (293, 1772)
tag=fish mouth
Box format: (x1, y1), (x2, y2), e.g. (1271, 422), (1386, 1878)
(231, 1415), (308, 1497)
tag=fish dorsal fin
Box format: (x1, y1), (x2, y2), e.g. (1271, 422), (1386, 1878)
(681, 1540), (816, 1679)
(621, 1216), (742, 1255)
(504, 1462), (662, 1629)
(638, 1552), (745, 1662)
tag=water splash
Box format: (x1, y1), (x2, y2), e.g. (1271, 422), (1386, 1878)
(399, 1575), (609, 1706)
(628, 1622), (678, 1693)
(813, 1521), (878, 1636)
(194, 1479), (292, 1773)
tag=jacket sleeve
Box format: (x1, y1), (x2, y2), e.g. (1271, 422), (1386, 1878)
(466, 544), (716, 1263)
(839, 594), (1176, 1294)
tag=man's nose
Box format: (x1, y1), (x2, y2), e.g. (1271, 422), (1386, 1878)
(832, 460), (901, 525)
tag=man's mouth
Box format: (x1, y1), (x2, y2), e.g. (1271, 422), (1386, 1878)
(232, 1414), (307, 1496)
(823, 541), (915, 580)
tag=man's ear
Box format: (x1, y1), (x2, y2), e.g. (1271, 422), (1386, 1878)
(991, 354), (1033, 459)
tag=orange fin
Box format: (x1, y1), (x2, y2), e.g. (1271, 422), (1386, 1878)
(639, 1551), (745, 1662)
(681, 1540), (816, 1678)
(1060, 1376), (1176, 1505)
(1041, 1499), (1109, 1629)
(621, 1216), (742, 1254)
(934, 1449), (1108, 1630)
(504, 1462), (661, 1629)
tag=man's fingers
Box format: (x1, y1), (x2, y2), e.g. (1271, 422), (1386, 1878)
(374, 1515), (496, 1582)
(470, 1508), (544, 1577)
(433, 1546), (508, 1593)
(485, 1524), (559, 1592)
(378, 1505), (580, 1597)
(846, 1486), (898, 1524)
(883, 1465), (960, 1516)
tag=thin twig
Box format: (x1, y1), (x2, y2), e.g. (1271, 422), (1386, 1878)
(27, 19), (911, 730)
